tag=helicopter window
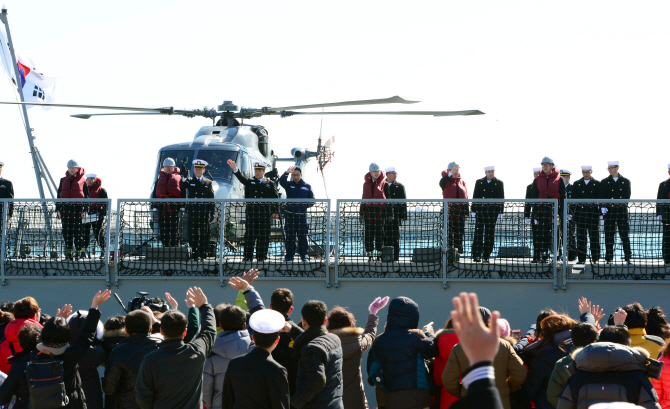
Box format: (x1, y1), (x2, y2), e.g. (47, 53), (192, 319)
(158, 150), (194, 177)
(239, 152), (252, 178)
(196, 150), (239, 180)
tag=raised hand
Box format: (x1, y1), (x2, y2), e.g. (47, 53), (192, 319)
(613, 308), (627, 325)
(226, 159), (238, 172)
(241, 269), (260, 285)
(141, 306), (159, 325)
(91, 289), (112, 309)
(286, 166), (295, 174)
(591, 304), (605, 324)
(56, 304), (73, 319)
(369, 296), (390, 314)
(422, 321), (435, 334)
(451, 292), (500, 365)
(165, 292), (178, 310)
(186, 287), (208, 308)
(578, 297), (592, 315)
(228, 276), (250, 291)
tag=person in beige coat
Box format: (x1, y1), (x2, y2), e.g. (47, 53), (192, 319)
(441, 308), (527, 409)
(327, 296), (389, 409)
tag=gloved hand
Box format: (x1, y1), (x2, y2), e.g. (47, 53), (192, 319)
(181, 176), (187, 182)
(524, 217), (530, 224)
(568, 214), (573, 221)
(497, 214), (503, 220)
(534, 219), (539, 225)
(471, 212), (476, 218)
(658, 215), (663, 221)
(600, 215), (604, 220)
(369, 296), (390, 314)
(601, 207), (608, 215)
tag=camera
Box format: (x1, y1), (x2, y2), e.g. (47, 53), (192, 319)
(127, 291), (169, 313)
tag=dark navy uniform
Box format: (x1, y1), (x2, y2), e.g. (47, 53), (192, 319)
(657, 178), (670, 264)
(384, 180), (407, 261)
(279, 172), (314, 261)
(562, 179), (577, 261)
(524, 181), (540, 262)
(0, 174), (14, 235)
(234, 169), (279, 261)
(571, 176), (601, 263)
(183, 166), (215, 260)
(471, 176), (504, 261)
(600, 173), (632, 262)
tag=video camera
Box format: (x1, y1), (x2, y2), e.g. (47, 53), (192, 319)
(115, 292), (169, 313)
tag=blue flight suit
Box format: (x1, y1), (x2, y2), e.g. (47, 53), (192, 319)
(279, 173), (315, 261)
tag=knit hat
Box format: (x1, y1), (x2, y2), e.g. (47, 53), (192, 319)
(479, 306), (491, 324)
(447, 161), (456, 170)
(66, 159), (79, 168)
(497, 318), (511, 337)
(541, 156), (554, 164)
(163, 157), (176, 167)
(369, 163), (381, 172)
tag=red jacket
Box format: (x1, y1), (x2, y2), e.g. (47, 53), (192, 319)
(155, 167), (182, 198)
(434, 330), (460, 408)
(0, 318), (43, 374)
(88, 177), (104, 212)
(59, 168), (86, 198)
(651, 354), (670, 409)
(535, 167), (561, 199)
(362, 171), (387, 200)
(441, 171), (468, 199)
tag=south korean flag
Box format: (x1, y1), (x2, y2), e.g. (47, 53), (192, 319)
(0, 23), (57, 109)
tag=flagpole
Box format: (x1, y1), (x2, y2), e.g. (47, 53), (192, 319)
(0, 7), (47, 199)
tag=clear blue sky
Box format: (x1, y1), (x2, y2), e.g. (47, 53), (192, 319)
(1, 0), (669, 202)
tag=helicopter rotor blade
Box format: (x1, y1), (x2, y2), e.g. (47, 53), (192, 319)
(283, 110), (484, 117)
(267, 96), (419, 111)
(0, 101), (213, 118)
(71, 112), (166, 119)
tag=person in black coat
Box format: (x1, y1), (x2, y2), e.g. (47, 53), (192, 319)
(183, 160), (216, 261)
(571, 166), (602, 264)
(67, 310), (107, 409)
(103, 310), (160, 409)
(599, 161), (632, 263)
(525, 168), (541, 262)
(292, 300), (344, 409)
(0, 324), (41, 409)
(384, 167), (407, 261)
(471, 166), (505, 262)
(136, 287), (216, 409)
(657, 165), (670, 265)
(0, 161), (14, 234)
(227, 159), (279, 262)
(222, 309), (290, 409)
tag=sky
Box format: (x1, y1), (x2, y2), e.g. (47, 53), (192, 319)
(1, 0), (669, 204)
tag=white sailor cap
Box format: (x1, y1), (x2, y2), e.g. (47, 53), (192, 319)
(249, 309), (285, 334)
(193, 159), (208, 168)
(667, 163), (670, 169)
(608, 161), (619, 167)
(385, 167), (396, 173)
(0, 162), (4, 167)
(581, 165), (592, 171)
(253, 161), (267, 170)
(532, 167), (541, 172)
(484, 166), (495, 171)
(560, 169), (571, 176)
(85, 173), (97, 179)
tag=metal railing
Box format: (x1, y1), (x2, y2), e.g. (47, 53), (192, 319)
(2, 198), (670, 287)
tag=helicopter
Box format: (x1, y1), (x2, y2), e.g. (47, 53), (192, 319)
(1, 96), (484, 199)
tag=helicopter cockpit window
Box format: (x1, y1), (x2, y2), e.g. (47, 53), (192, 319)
(196, 150), (238, 181)
(239, 152), (252, 178)
(158, 150), (194, 177)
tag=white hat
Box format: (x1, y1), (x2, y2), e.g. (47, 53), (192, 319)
(581, 165), (592, 171)
(608, 161), (619, 166)
(193, 159), (208, 168)
(0, 161), (4, 167)
(532, 167), (541, 172)
(253, 161), (267, 170)
(85, 173), (97, 179)
(560, 169), (571, 176)
(163, 157), (176, 167)
(385, 167), (396, 173)
(484, 166), (495, 171)
(249, 309), (285, 334)
(667, 163), (670, 169)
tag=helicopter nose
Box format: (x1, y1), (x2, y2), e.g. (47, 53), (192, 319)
(212, 180), (232, 199)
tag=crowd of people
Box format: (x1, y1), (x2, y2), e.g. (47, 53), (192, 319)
(0, 271), (669, 409)
(2, 156), (670, 265)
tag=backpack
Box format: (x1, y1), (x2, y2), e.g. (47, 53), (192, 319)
(26, 351), (69, 409)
